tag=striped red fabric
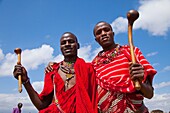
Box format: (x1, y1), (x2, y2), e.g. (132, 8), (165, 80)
(92, 45), (156, 93)
(92, 44), (157, 112)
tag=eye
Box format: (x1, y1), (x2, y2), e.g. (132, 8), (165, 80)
(60, 41), (66, 45)
(104, 27), (110, 32)
(69, 40), (75, 43)
(95, 29), (102, 36)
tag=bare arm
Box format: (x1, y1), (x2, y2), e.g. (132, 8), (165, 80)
(140, 77), (153, 99)
(13, 65), (53, 110)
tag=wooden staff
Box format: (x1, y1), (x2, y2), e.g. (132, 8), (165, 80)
(127, 10), (141, 90)
(14, 48), (22, 93)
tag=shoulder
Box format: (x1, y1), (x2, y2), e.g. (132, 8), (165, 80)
(76, 57), (94, 70)
(121, 45), (140, 51)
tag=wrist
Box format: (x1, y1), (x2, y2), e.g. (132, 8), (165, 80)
(22, 78), (30, 85)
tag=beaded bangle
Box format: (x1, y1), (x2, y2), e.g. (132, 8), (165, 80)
(22, 78), (30, 85)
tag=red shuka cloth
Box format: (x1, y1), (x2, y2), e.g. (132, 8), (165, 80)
(39, 58), (98, 113)
(92, 45), (157, 113)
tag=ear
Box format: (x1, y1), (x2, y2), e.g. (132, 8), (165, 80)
(77, 43), (80, 49)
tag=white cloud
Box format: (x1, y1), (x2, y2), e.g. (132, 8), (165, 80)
(154, 81), (170, 89)
(53, 54), (64, 63)
(0, 80), (43, 113)
(0, 53), (17, 76)
(78, 45), (101, 62)
(111, 17), (128, 35)
(0, 44), (54, 77)
(0, 44), (100, 77)
(32, 81), (44, 94)
(146, 51), (158, 57)
(78, 45), (92, 62)
(145, 93), (170, 112)
(111, 0), (170, 36)
(91, 47), (102, 60)
(0, 93), (38, 113)
(136, 0), (170, 36)
(22, 44), (54, 70)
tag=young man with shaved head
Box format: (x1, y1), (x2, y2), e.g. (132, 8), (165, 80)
(92, 21), (156, 113)
(13, 32), (98, 113)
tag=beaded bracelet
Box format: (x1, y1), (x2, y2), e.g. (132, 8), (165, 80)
(22, 78), (30, 85)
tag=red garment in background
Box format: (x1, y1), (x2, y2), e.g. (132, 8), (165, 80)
(92, 45), (157, 113)
(39, 58), (98, 113)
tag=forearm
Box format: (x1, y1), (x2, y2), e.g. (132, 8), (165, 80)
(23, 80), (50, 110)
(140, 82), (153, 99)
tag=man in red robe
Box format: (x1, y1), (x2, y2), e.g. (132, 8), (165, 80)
(13, 32), (98, 113)
(92, 21), (157, 113)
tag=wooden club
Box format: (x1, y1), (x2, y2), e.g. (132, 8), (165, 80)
(14, 48), (22, 93)
(127, 10), (141, 90)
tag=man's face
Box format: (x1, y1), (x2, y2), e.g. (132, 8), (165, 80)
(60, 33), (79, 57)
(94, 22), (114, 48)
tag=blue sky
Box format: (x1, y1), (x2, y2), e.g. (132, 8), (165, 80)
(0, 0), (170, 112)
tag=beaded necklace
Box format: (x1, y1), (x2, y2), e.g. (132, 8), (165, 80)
(94, 44), (121, 66)
(59, 61), (75, 88)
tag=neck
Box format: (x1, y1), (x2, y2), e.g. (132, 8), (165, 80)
(64, 56), (77, 63)
(103, 43), (117, 52)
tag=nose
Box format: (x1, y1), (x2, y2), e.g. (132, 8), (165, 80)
(101, 30), (106, 36)
(65, 41), (70, 46)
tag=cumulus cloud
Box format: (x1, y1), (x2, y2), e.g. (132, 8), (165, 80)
(78, 45), (102, 62)
(154, 81), (170, 89)
(111, 17), (128, 35)
(78, 45), (92, 62)
(0, 80), (44, 112)
(22, 44), (54, 70)
(32, 81), (44, 94)
(53, 54), (64, 63)
(111, 0), (170, 36)
(0, 93), (38, 113)
(145, 93), (170, 112)
(0, 44), (54, 77)
(0, 52), (17, 76)
(0, 44), (100, 77)
(136, 0), (170, 36)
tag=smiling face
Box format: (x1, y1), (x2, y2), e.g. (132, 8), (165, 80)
(94, 21), (115, 51)
(60, 32), (79, 59)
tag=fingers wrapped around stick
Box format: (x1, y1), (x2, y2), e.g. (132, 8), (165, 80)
(129, 63), (144, 83)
